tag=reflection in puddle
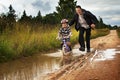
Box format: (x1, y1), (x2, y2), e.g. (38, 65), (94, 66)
(0, 55), (61, 80)
(95, 49), (120, 61)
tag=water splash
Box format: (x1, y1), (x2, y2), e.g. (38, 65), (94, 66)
(95, 49), (120, 61)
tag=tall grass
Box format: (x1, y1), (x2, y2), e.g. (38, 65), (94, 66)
(91, 28), (110, 39)
(0, 24), (110, 63)
(117, 28), (120, 38)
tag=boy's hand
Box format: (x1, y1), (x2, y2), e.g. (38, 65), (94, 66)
(56, 36), (61, 40)
(56, 37), (59, 39)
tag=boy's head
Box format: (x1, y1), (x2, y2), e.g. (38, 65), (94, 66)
(61, 19), (68, 28)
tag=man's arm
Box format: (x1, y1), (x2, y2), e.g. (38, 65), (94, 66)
(86, 11), (98, 24)
(69, 14), (76, 26)
(86, 11), (98, 29)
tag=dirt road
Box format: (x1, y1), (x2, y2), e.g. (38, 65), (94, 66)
(46, 30), (120, 80)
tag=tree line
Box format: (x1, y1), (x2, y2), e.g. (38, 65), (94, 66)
(0, 0), (118, 33)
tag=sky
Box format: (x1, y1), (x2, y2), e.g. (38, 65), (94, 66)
(0, 0), (120, 26)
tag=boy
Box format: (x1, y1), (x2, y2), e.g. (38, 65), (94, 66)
(57, 19), (72, 51)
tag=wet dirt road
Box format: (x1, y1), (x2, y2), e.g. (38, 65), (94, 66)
(46, 30), (120, 80)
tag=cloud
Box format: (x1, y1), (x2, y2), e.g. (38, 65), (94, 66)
(77, 0), (120, 25)
(32, 0), (51, 11)
(0, 0), (120, 25)
(0, 3), (7, 10)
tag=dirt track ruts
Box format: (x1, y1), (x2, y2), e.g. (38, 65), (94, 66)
(46, 30), (120, 80)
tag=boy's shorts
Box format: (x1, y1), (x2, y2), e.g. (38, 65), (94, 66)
(62, 38), (70, 42)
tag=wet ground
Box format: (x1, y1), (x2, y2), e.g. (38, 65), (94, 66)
(0, 48), (92, 80)
(46, 30), (120, 80)
(46, 46), (120, 80)
(0, 55), (61, 80)
(0, 30), (120, 80)
(74, 47), (120, 80)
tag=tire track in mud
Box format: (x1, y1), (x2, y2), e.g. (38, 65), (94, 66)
(45, 30), (120, 80)
(46, 51), (95, 80)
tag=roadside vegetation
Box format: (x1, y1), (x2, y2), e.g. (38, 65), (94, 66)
(117, 28), (120, 38)
(0, 25), (110, 63)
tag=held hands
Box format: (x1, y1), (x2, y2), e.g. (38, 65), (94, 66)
(56, 35), (72, 40)
(56, 36), (69, 39)
(91, 24), (95, 29)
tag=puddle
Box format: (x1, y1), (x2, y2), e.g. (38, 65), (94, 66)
(46, 48), (94, 57)
(0, 46), (110, 80)
(0, 47), (95, 80)
(94, 49), (120, 61)
(0, 55), (61, 80)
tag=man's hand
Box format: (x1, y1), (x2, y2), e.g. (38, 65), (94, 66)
(91, 24), (95, 29)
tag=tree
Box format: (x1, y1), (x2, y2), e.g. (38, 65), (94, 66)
(19, 10), (32, 25)
(0, 13), (7, 33)
(6, 5), (16, 29)
(56, 0), (77, 20)
(42, 12), (59, 25)
(34, 10), (42, 25)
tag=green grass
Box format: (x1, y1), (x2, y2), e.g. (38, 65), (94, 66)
(91, 28), (110, 39)
(117, 28), (120, 38)
(0, 25), (110, 63)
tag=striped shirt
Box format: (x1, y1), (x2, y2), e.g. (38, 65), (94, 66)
(59, 26), (71, 38)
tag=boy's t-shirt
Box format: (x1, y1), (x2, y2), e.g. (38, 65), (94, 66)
(59, 27), (71, 37)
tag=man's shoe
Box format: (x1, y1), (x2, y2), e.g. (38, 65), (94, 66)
(87, 50), (91, 52)
(79, 47), (85, 51)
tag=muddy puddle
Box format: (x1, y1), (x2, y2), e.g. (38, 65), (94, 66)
(0, 55), (61, 80)
(1, 47), (117, 80)
(0, 48), (91, 80)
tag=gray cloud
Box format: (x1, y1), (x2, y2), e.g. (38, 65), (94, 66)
(0, 3), (7, 11)
(77, 0), (120, 25)
(32, 0), (51, 11)
(0, 0), (120, 25)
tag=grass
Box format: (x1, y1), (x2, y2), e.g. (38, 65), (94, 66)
(91, 28), (110, 39)
(0, 24), (110, 63)
(117, 28), (120, 38)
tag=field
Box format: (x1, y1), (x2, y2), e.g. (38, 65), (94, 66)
(0, 24), (110, 63)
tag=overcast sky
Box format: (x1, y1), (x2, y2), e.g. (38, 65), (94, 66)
(0, 0), (120, 26)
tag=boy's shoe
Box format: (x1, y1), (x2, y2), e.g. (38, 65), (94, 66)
(69, 47), (72, 51)
(79, 47), (85, 51)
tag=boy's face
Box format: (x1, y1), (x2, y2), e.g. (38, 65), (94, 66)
(62, 23), (67, 28)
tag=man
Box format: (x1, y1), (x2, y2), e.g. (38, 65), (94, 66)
(69, 5), (98, 52)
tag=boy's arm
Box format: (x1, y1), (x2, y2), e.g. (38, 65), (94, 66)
(56, 28), (62, 39)
(68, 27), (72, 37)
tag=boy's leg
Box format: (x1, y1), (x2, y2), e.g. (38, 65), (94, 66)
(67, 42), (72, 51)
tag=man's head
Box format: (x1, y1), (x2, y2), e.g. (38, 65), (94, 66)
(75, 5), (82, 15)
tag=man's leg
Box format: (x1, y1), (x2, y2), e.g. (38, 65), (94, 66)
(86, 28), (91, 52)
(79, 28), (85, 51)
